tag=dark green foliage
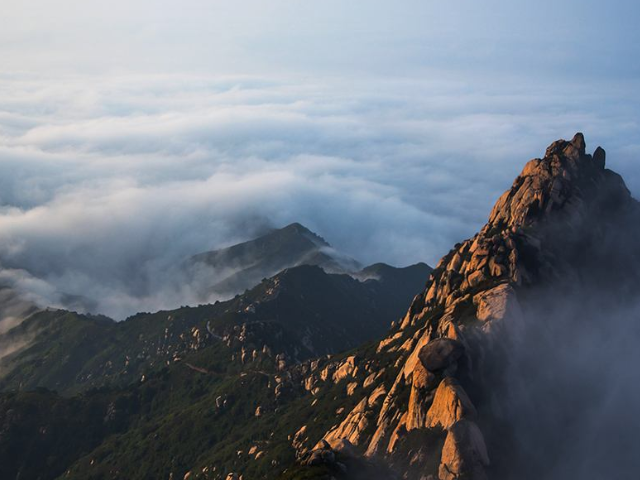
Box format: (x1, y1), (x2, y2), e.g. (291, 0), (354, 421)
(0, 263), (428, 396)
(0, 256), (433, 480)
(0, 321), (412, 480)
(0, 389), (136, 480)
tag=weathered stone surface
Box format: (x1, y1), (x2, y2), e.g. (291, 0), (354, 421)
(346, 381), (358, 396)
(324, 398), (369, 447)
(402, 328), (432, 378)
(486, 133), (626, 233)
(377, 331), (403, 352)
(292, 425), (308, 455)
(418, 338), (464, 372)
(365, 374), (406, 456)
(333, 356), (358, 383)
(467, 270), (486, 288)
(473, 283), (524, 340)
(426, 377), (477, 430)
(368, 383), (387, 407)
(406, 361), (437, 430)
(365, 416), (392, 457)
(448, 252), (463, 272)
(386, 411), (409, 453)
(304, 447), (335, 467)
(439, 420), (489, 480)
(330, 438), (357, 457)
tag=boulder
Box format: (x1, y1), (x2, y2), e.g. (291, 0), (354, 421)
(418, 338), (464, 372)
(467, 270), (486, 288)
(330, 438), (358, 457)
(324, 398), (369, 447)
(332, 356), (358, 383)
(406, 361), (437, 430)
(303, 440), (338, 467)
(426, 378), (477, 430)
(439, 420), (489, 480)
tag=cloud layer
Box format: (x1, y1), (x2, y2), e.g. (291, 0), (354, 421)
(0, 72), (639, 319)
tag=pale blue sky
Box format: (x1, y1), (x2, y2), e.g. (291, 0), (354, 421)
(3, 1), (640, 78)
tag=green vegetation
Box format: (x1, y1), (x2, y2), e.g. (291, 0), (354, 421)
(0, 263), (427, 396)
(0, 261), (431, 479)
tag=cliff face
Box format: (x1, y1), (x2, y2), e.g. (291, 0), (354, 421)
(303, 134), (640, 479)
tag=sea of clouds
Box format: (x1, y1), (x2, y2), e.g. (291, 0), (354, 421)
(0, 72), (639, 319)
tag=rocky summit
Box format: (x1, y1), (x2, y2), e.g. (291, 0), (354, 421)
(0, 134), (638, 480)
(291, 133), (640, 480)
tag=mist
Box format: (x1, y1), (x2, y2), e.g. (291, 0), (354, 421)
(1, 73), (640, 320)
(479, 188), (640, 480)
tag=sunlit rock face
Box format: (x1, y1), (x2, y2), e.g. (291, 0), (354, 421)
(307, 134), (640, 480)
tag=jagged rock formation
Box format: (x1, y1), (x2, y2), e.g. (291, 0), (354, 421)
(306, 133), (639, 479)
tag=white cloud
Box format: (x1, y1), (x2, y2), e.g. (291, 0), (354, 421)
(0, 73), (638, 319)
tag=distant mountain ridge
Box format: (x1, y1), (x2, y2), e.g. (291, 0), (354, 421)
(0, 260), (431, 396)
(0, 219), (433, 479)
(188, 223), (363, 298)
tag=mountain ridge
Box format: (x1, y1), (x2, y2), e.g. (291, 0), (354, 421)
(187, 222), (363, 298)
(0, 261), (431, 396)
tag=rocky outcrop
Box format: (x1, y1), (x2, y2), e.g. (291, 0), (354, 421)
(308, 134), (636, 480)
(324, 398), (370, 447)
(426, 377), (477, 430)
(473, 283), (524, 340)
(440, 420), (490, 480)
(406, 361), (437, 430)
(418, 339), (465, 373)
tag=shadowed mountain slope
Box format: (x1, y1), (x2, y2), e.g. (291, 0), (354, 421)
(188, 223), (363, 298)
(0, 262), (430, 396)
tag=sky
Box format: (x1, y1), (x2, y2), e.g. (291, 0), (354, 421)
(1, 0), (639, 318)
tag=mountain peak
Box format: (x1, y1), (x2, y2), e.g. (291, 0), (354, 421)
(545, 132), (591, 163)
(281, 222), (309, 231)
(571, 131), (586, 154)
(488, 133), (628, 230)
(295, 135), (639, 480)
(280, 222), (311, 234)
(188, 221), (360, 298)
(276, 222), (330, 247)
